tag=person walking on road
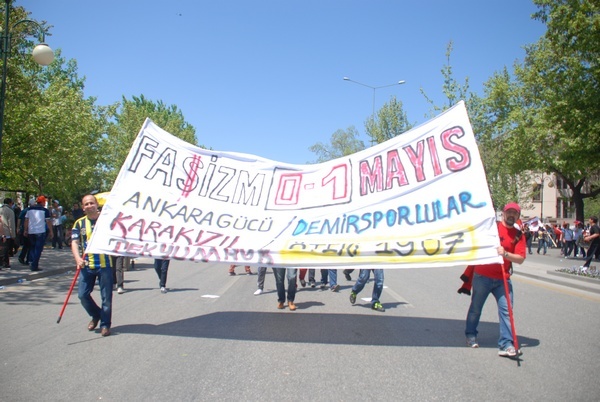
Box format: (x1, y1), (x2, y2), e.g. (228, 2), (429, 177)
(254, 266), (268, 295)
(229, 264), (253, 276)
(154, 258), (170, 293)
(71, 194), (113, 337)
(537, 226), (548, 255)
(273, 267), (297, 311)
(349, 269), (385, 312)
(464, 202), (526, 358)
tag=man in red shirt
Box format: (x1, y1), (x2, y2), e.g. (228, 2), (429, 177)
(465, 202), (526, 357)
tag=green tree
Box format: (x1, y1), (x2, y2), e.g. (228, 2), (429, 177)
(103, 95), (199, 187)
(419, 41), (519, 209)
(365, 96), (414, 145)
(308, 126), (365, 163)
(309, 94), (413, 163)
(421, 41), (472, 118)
(0, 17), (108, 204)
(481, 0), (600, 221)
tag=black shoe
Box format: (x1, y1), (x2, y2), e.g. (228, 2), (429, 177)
(344, 272), (352, 281)
(18, 258), (26, 265)
(229, 272), (236, 276)
(31, 268), (43, 272)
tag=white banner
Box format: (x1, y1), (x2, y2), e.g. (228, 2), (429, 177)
(87, 101), (502, 268)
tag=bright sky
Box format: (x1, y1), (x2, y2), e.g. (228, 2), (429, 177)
(21, 0), (545, 165)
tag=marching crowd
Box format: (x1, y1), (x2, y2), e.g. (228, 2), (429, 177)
(522, 218), (600, 269)
(2, 194), (599, 359)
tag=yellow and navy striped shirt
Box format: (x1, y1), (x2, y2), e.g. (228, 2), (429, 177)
(71, 216), (112, 269)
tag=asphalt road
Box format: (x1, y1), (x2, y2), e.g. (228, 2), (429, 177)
(0, 255), (599, 401)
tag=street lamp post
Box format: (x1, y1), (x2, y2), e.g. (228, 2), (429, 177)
(0, 0), (54, 166)
(343, 76), (405, 144)
(533, 173), (554, 222)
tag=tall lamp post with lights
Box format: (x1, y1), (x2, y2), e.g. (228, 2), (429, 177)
(343, 77), (405, 145)
(0, 0), (54, 166)
(533, 173), (554, 222)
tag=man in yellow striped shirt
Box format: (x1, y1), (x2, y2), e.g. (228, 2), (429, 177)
(71, 194), (113, 337)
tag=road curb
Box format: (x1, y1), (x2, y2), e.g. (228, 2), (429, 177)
(546, 270), (600, 285)
(514, 270), (600, 294)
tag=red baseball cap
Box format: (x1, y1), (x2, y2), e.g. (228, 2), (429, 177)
(503, 202), (521, 214)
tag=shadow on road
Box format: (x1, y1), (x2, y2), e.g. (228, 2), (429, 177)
(114, 311), (541, 348)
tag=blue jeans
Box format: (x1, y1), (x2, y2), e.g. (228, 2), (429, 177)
(320, 269), (328, 285)
(28, 233), (46, 270)
(78, 266), (113, 329)
(328, 269), (338, 287)
(153, 259), (170, 287)
(351, 269), (384, 303)
(273, 268), (297, 302)
(537, 239), (547, 254)
(465, 273), (514, 349)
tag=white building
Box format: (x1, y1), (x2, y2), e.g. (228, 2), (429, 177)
(519, 173), (575, 224)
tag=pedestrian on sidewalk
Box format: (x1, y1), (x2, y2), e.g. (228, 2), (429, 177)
(17, 199), (35, 265)
(0, 198), (16, 269)
(50, 200), (64, 250)
(71, 194), (113, 337)
(582, 216), (600, 271)
(464, 202), (526, 358)
(24, 196), (53, 272)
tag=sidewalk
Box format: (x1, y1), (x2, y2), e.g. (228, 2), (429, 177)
(1, 243), (599, 293)
(513, 244), (600, 294)
(0, 246), (75, 287)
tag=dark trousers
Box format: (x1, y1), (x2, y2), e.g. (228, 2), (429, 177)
(18, 234), (31, 263)
(51, 225), (63, 249)
(0, 238), (12, 267)
(273, 267), (297, 303)
(28, 233), (46, 270)
(153, 259), (170, 288)
(583, 243), (600, 268)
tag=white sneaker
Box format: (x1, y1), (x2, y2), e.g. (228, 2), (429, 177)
(160, 287), (167, 294)
(254, 288), (263, 295)
(117, 287), (124, 294)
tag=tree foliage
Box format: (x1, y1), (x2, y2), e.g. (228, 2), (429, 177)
(308, 126), (364, 163)
(0, 4), (108, 203)
(102, 95), (199, 189)
(309, 92), (413, 164)
(365, 96), (413, 145)
(480, 0), (600, 220)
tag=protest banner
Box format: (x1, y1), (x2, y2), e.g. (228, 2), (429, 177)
(86, 101), (502, 268)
